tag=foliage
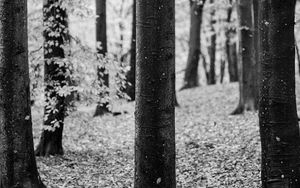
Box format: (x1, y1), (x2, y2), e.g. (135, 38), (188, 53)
(28, 0), (130, 125)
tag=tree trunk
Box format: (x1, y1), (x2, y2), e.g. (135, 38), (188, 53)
(259, 1), (300, 187)
(36, 0), (69, 156)
(181, 0), (205, 90)
(135, 0), (176, 187)
(94, 0), (110, 117)
(295, 35), (300, 76)
(207, 0), (216, 85)
(125, 0), (136, 101)
(220, 58), (225, 83)
(231, 0), (258, 115)
(0, 0), (45, 187)
(226, 0), (238, 82)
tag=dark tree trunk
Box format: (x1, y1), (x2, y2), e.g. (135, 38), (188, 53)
(135, 0), (176, 187)
(0, 0), (45, 187)
(220, 58), (225, 83)
(94, 0), (110, 116)
(295, 35), (300, 76)
(227, 43), (238, 82)
(125, 0), (136, 101)
(36, 0), (69, 156)
(231, 0), (258, 115)
(259, 1), (300, 187)
(253, 0), (260, 105)
(226, 0), (238, 82)
(207, 0), (216, 85)
(175, 93), (179, 107)
(181, 0), (205, 90)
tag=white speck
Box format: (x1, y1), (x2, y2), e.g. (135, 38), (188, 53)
(276, 137), (280, 142)
(156, 178), (161, 184)
(25, 115), (30, 120)
(281, 174), (284, 178)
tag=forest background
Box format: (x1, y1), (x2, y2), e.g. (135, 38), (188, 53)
(25, 0), (300, 187)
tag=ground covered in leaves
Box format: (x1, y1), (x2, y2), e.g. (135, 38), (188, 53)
(32, 82), (264, 187)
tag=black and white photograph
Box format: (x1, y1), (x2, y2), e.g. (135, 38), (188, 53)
(0, 0), (299, 187)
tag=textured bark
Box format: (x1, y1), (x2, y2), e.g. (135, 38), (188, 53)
(94, 0), (110, 116)
(259, 1), (300, 187)
(125, 0), (136, 101)
(207, 0), (216, 85)
(135, 0), (176, 187)
(232, 0), (258, 115)
(181, 0), (205, 90)
(0, 1), (45, 187)
(36, 0), (69, 156)
(226, 0), (238, 82)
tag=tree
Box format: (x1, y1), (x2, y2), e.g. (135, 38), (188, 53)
(125, 0), (136, 101)
(225, 0), (238, 82)
(259, 0), (300, 187)
(207, 0), (216, 85)
(36, 0), (69, 156)
(94, 0), (110, 116)
(0, 0), (45, 187)
(134, 0), (176, 187)
(231, 0), (258, 115)
(181, 0), (205, 90)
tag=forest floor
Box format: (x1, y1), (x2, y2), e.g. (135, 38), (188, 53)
(32, 82), (267, 188)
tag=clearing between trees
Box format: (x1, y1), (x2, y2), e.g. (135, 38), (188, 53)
(32, 80), (293, 187)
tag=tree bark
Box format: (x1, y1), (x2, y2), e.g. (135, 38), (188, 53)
(125, 0), (136, 101)
(94, 0), (110, 116)
(134, 0), (176, 187)
(207, 0), (216, 85)
(226, 0), (238, 82)
(36, 0), (69, 156)
(259, 0), (300, 187)
(0, 0), (45, 187)
(231, 0), (258, 115)
(181, 0), (205, 90)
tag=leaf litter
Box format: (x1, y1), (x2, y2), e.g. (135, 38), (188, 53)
(31, 82), (274, 187)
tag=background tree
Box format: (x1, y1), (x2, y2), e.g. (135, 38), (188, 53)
(35, 0), (70, 156)
(0, 0), (45, 187)
(259, 0), (300, 187)
(225, 0), (238, 82)
(125, 0), (136, 101)
(135, 0), (176, 187)
(181, 0), (205, 90)
(206, 0), (216, 85)
(94, 0), (110, 116)
(231, 0), (258, 115)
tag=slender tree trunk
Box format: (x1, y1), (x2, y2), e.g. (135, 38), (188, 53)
(125, 0), (136, 101)
(295, 35), (300, 75)
(36, 0), (69, 156)
(207, 0), (216, 85)
(253, 0), (260, 106)
(220, 58), (225, 83)
(134, 0), (176, 187)
(181, 0), (205, 90)
(94, 0), (110, 117)
(175, 93), (179, 107)
(226, 0), (238, 82)
(231, 0), (258, 115)
(0, 0), (45, 187)
(259, 1), (300, 187)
